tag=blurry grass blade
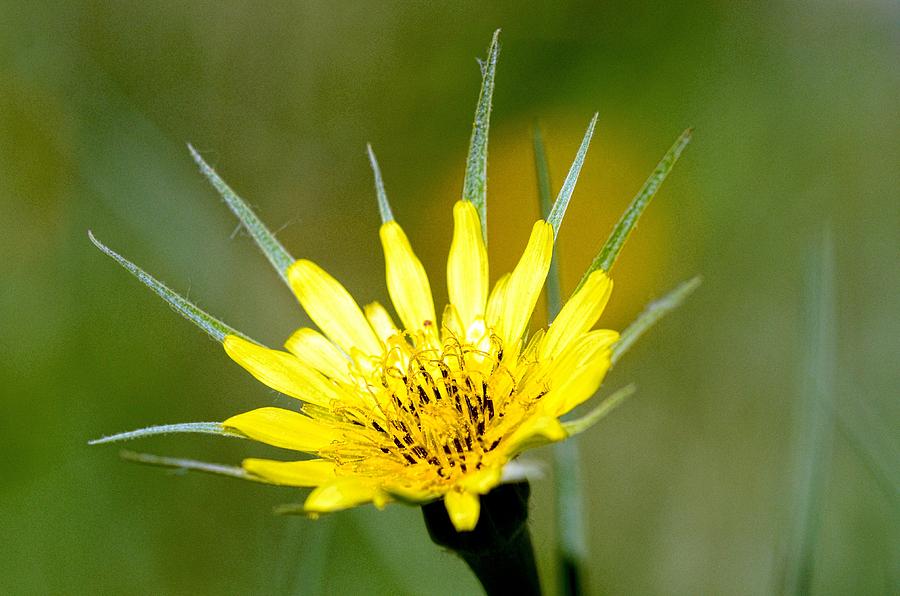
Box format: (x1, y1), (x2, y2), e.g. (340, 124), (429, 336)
(533, 123), (554, 218)
(562, 385), (636, 436)
(779, 229), (837, 595)
(462, 29), (500, 241)
(546, 113), (598, 238)
(367, 144), (394, 223)
(278, 513), (334, 596)
(89, 422), (245, 445)
(838, 399), (900, 502)
(577, 129), (692, 290)
(273, 503), (315, 516)
(119, 450), (261, 482)
(533, 123), (562, 321)
(188, 144), (295, 284)
(612, 276), (701, 364)
(89, 231), (246, 343)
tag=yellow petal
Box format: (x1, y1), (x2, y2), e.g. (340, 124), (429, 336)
(501, 415), (567, 458)
(445, 490), (481, 532)
(284, 327), (350, 381)
(304, 477), (382, 512)
(379, 221), (437, 333)
(447, 200), (488, 326)
(441, 304), (464, 341)
(541, 270), (613, 360)
(288, 259), (382, 356)
(223, 407), (338, 452)
(382, 483), (440, 504)
(243, 458), (337, 487)
(485, 273), (511, 329)
(364, 301), (399, 342)
(533, 328), (617, 416)
(497, 221), (554, 347)
(518, 328), (617, 401)
(459, 466), (503, 495)
(224, 335), (344, 407)
(548, 348), (614, 415)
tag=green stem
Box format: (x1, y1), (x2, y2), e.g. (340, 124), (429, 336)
(422, 482), (540, 595)
(534, 123), (587, 595)
(553, 440), (587, 596)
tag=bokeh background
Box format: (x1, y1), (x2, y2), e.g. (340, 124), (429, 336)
(1, 2), (897, 594)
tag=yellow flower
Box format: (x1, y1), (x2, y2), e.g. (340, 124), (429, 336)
(91, 32), (695, 536)
(219, 199), (615, 531)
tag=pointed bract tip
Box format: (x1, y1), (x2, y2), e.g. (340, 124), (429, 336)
(366, 143), (394, 223)
(186, 142), (204, 165)
(546, 112), (599, 237)
(87, 229), (111, 255)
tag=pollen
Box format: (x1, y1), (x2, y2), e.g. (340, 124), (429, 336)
(321, 328), (544, 490)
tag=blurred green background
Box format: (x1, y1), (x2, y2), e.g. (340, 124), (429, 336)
(1, 1), (897, 594)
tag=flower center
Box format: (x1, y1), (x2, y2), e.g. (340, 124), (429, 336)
(322, 329), (545, 488)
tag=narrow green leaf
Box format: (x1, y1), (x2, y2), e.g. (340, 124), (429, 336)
(462, 29), (501, 242)
(188, 144), (295, 284)
(779, 229), (837, 595)
(366, 143), (394, 223)
(533, 123), (562, 321)
(576, 128), (692, 291)
(562, 384), (637, 436)
(612, 275), (701, 365)
(119, 450), (260, 481)
(89, 231), (246, 343)
(89, 422), (245, 445)
(546, 113), (598, 238)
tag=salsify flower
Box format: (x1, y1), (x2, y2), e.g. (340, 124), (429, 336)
(91, 32), (697, 591)
(234, 201), (611, 531)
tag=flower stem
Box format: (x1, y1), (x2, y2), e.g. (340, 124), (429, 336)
(534, 123), (588, 595)
(422, 482), (541, 595)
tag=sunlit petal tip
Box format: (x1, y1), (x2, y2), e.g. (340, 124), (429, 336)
(223, 407), (338, 453)
(497, 220), (554, 345)
(223, 335), (344, 407)
(287, 259), (382, 356)
(448, 200), (489, 326)
(541, 269), (614, 360)
(379, 221), (437, 334)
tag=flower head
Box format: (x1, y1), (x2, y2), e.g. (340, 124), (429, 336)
(91, 32), (695, 534)
(220, 198), (615, 530)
